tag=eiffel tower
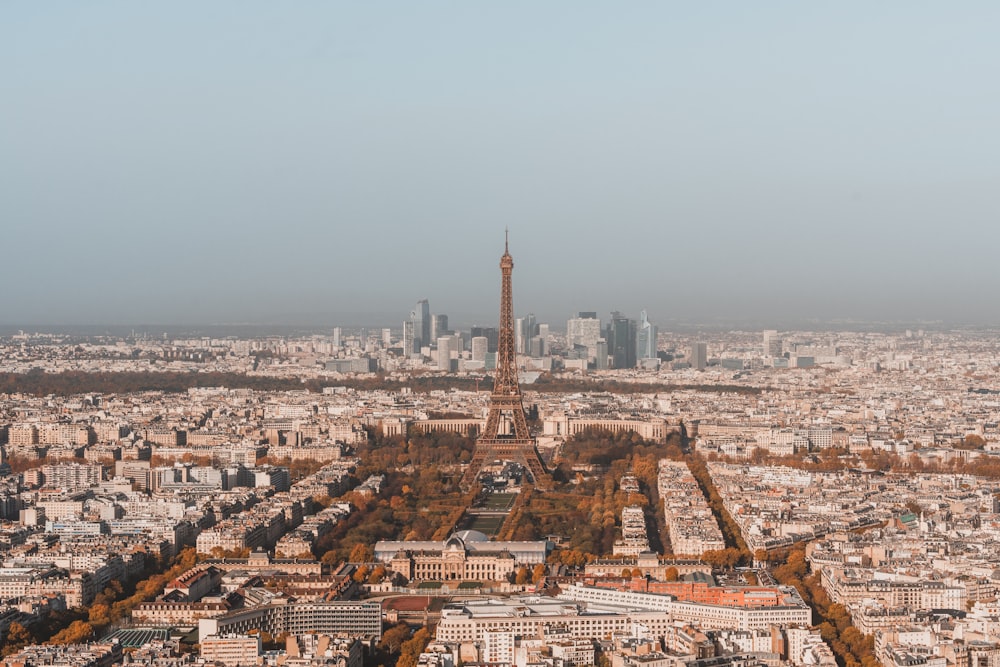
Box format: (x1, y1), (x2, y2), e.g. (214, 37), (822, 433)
(463, 233), (552, 490)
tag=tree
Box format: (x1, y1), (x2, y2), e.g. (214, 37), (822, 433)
(515, 567), (530, 585)
(532, 564), (547, 585)
(398, 628), (431, 667)
(88, 603), (111, 627)
(349, 543), (374, 563)
(379, 624), (412, 654)
(2, 622), (33, 656)
(663, 566), (679, 582)
(48, 620), (93, 645)
(960, 434), (986, 450)
(701, 548), (741, 569)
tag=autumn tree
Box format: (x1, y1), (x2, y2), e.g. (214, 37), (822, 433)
(2, 622), (33, 656)
(368, 564), (388, 584)
(398, 628), (431, 667)
(379, 623), (412, 654)
(49, 620), (93, 645)
(701, 548), (742, 569)
(88, 603), (111, 627)
(959, 434), (986, 450)
(349, 542), (374, 563)
(550, 549), (591, 569)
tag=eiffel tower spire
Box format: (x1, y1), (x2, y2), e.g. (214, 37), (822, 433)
(463, 234), (551, 489)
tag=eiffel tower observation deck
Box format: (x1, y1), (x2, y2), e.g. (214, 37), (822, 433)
(462, 233), (551, 489)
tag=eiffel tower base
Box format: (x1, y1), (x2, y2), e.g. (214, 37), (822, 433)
(462, 439), (552, 490)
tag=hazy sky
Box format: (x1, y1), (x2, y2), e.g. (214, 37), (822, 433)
(3, 2), (1000, 328)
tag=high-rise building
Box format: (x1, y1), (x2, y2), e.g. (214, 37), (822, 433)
(471, 327), (499, 353)
(515, 314), (536, 355)
(763, 330), (782, 357)
(402, 320), (414, 356)
(607, 312), (637, 369)
(595, 339), (609, 370)
(636, 310), (658, 360)
(471, 336), (488, 362)
(533, 323), (549, 357)
(437, 336), (453, 371)
(691, 342), (708, 370)
(431, 314), (449, 341)
(332, 327), (342, 348)
(567, 314), (602, 362)
(411, 299), (430, 351)
(529, 336), (544, 358)
(381, 328), (392, 347)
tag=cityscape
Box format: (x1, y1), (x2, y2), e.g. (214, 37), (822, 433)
(2, 235), (1000, 667)
(5, 3), (1000, 667)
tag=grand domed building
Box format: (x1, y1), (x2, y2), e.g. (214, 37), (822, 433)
(374, 531), (551, 583)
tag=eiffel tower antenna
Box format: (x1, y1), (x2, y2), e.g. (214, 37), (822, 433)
(462, 233), (551, 489)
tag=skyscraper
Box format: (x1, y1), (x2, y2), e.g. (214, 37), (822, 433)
(636, 310), (658, 360)
(595, 339), (609, 370)
(411, 299), (430, 351)
(763, 330), (782, 357)
(471, 336), (488, 362)
(607, 312), (637, 369)
(691, 342), (708, 370)
(567, 313), (601, 362)
(471, 326), (499, 353)
(515, 313), (536, 355)
(402, 321), (414, 356)
(437, 336), (453, 371)
(534, 323), (549, 357)
(431, 314), (449, 341)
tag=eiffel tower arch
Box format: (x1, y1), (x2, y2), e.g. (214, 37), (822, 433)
(462, 234), (552, 490)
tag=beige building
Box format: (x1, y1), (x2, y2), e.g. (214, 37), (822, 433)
(390, 542), (517, 582)
(38, 423), (92, 446)
(132, 601), (230, 625)
(543, 416), (669, 442)
(8, 423), (39, 446)
(200, 634), (261, 666)
(584, 554), (711, 580)
(376, 531), (550, 582)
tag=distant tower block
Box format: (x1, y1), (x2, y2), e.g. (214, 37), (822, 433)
(462, 234), (551, 490)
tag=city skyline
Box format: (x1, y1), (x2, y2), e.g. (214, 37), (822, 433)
(5, 3), (1000, 663)
(4, 3), (1000, 327)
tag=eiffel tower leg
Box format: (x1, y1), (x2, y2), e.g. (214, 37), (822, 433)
(463, 446), (490, 489)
